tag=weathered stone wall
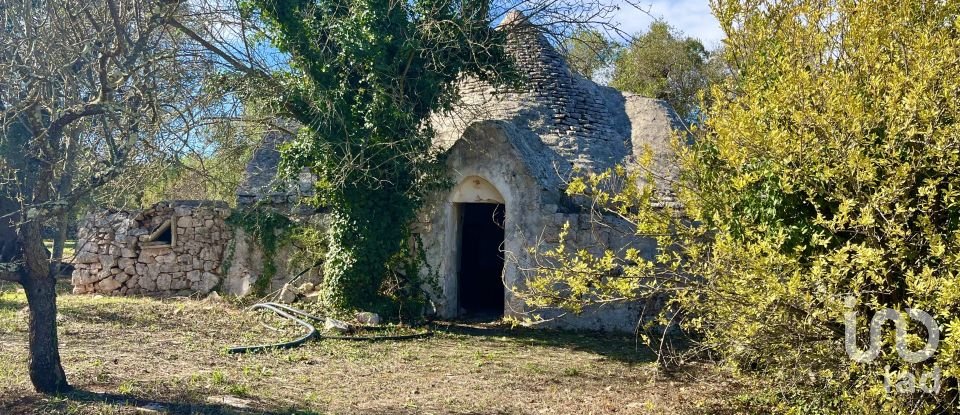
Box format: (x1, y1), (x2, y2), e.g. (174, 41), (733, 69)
(221, 225), (324, 298)
(71, 201), (230, 296)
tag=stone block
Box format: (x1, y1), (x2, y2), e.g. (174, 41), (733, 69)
(96, 277), (122, 292)
(118, 258), (135, 269)
(323, 318), (350, 333)
(75, 251), (98, 264)
(156, 253), (176, 264)
(156, 273), (172, 291)
(139, 252), (156, 264)
(355, 312), (381, 326)
(115, 273), (130, 284)
(171, 278), (187, 290)
(279, 284), (298, 303)
(99, 254), (117, 269)
(200, 272), (219, 293)
(139, 275), (157, 291)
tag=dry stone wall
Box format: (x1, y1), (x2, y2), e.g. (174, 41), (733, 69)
(71, 201), (230, 296)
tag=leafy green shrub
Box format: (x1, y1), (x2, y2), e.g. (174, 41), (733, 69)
(522, 1), (960, 412)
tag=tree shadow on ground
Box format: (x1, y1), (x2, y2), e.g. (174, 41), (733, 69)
(0, 388), (324, 415)
(0, 283), (25, 312)
(1, 388), (449, 415)
(0, 297), (24, 312)
(430, 320), (664, 364)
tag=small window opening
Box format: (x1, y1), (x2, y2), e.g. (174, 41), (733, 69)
(142, 218), (175, 248)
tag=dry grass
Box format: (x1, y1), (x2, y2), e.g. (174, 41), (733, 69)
(0, 282), (759, 414)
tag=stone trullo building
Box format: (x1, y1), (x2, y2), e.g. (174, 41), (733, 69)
(73, 12), (682, 332)
(238, 12), (683, 331)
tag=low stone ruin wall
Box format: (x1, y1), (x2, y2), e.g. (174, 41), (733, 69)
(71, 201), (230, 296)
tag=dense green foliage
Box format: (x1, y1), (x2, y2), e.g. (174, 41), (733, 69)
(561, 29), (619, 82)
(241, 0), (512, 313)
(524, 1), (960, 412)
(611, 21), (720, 122)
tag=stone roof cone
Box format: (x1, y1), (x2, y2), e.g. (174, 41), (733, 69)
(434, 10), (683, 177)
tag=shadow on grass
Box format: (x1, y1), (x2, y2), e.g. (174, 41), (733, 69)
(0, 388), (327, 415)
(430, 321), (660, 364)
(0, 297), (25, 312)
(0, 283), (26, 313)
(2, 387), (451, 415)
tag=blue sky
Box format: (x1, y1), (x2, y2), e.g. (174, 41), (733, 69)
(611, 0), (724, 49)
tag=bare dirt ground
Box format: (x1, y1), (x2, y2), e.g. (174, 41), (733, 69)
(0, 282), (758, 414)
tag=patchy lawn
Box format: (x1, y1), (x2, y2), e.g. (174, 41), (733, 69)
(0, 282), (757, 414)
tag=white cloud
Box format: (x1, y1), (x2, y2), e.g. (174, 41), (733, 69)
(610, 0), (725, 49)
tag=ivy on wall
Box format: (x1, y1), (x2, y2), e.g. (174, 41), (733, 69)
(226, 208), (295, 296)
(238, 0), (515, 313)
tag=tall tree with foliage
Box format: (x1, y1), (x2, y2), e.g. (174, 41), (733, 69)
(611, 21), (718, 122)
(561, 28), (619, 82)
(238, 0), (513, 313)
(523, 1), (960, 412)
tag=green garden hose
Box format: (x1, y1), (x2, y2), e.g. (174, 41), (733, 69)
(226, 302), (432, 354)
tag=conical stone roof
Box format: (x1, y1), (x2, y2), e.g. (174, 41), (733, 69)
(432, 11), (684, 194)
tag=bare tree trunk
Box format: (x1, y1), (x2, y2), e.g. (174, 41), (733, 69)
(19, 150), (71, 394)
(20, 271), (70, 393)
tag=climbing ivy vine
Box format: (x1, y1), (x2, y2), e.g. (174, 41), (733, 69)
(239, 0), (514, 313)
(226, 207), (295, 296)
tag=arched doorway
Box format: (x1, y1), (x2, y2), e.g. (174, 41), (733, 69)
(450, 176), (506, 318)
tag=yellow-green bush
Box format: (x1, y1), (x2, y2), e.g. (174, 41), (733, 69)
(522, 1), (960, 412)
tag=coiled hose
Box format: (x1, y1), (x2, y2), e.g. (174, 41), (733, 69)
(226, 302), (432, 354)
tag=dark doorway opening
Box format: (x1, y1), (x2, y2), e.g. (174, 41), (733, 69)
(458, 203), (506, 319)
